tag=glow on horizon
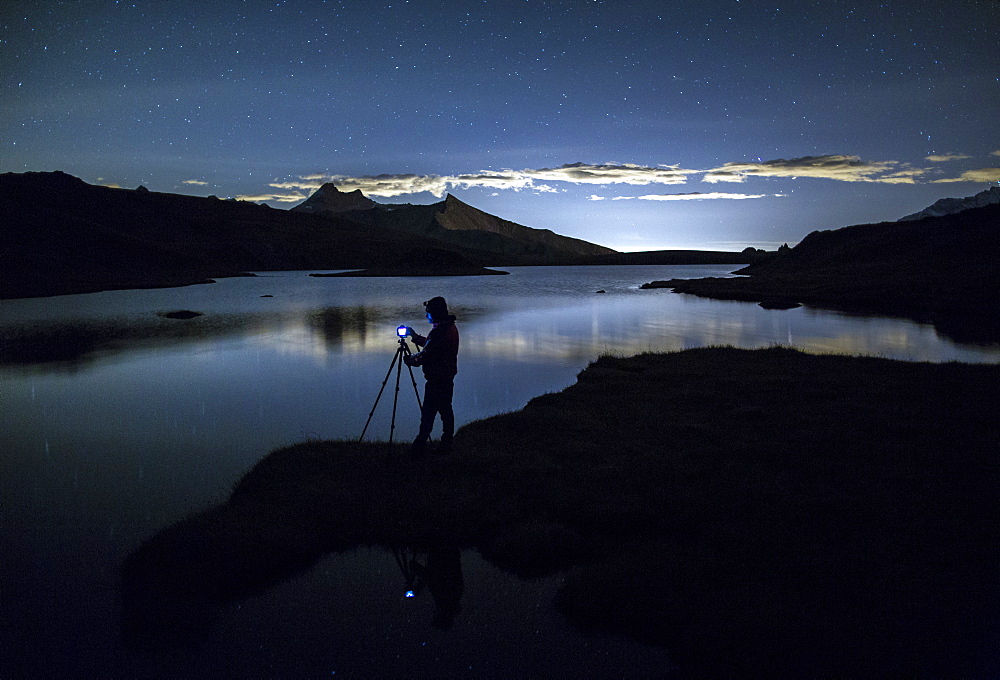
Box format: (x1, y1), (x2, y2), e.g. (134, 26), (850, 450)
(3, 0), (997, 250)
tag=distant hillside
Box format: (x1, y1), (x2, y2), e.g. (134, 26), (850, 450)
(0, 172), (490, 298)
(899, 185), (1000, 221)
(578, 249), (769, 266)
(644, 203), (1000, 342)
(293, 185), (615, 262)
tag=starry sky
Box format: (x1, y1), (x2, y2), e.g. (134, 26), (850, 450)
(3, 0), (998, 251)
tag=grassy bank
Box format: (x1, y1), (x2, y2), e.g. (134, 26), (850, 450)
(123, 347), (1000, 675)
(641, 203), (1000, 344)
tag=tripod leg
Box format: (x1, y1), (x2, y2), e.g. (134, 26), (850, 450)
(359, 347), (402, 442)
(401, 342), (423, 410)
(389, 345), (404, 445)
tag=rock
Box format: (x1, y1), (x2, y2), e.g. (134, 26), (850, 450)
(758, 298), (801, 310)
(159, 310), (203, 319)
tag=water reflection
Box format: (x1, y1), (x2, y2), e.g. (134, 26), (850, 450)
(397, 543), (465, 630)
(3, 269), (998, 374)
(120, 506), (464, 651)
(3, 266), (999, 675)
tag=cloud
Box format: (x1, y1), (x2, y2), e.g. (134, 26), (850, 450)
(270, 172), (503, 198)
(267, 162), (696, 199)
(992, 150), (1000, 157)
(182, 179), (209, 185)
(601, 191), (770, 201)
(925, 154), (971, 162)
(521, 162), (694, 186)
(702, 155), (926, 184)
(254, 154), (963, 204)
(635, 192), (768, 201)
(235, 191), (308, 203)
(932, 167), (1000, 183)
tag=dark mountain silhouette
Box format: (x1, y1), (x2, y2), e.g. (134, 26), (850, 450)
(643, 202), (1000, 342)
(292, 187), (615, 261)
(294, 183), (378, 213)
(899, 185), (1000, 221)
(0, 171), (503, 299)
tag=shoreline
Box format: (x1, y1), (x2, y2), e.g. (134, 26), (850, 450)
(642, 274), (1000, 344)
(123, 346), (1000, 676)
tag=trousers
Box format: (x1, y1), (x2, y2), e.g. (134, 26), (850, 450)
(416, 379), (454, 443)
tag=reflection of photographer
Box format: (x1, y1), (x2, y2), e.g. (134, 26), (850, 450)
(410, 546), (464, 630)
(402, 297), (459, 459)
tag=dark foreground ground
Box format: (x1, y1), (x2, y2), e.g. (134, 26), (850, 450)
(124, 347), (1000, 677)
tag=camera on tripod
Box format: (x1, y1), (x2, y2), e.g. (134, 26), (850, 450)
(359, 324), (422, 445)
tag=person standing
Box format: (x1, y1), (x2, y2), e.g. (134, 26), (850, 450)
(403, 296), (459, 458)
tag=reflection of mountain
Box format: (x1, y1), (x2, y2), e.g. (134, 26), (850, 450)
(0, 306), (384, 369)
(294, 183), (615, 261)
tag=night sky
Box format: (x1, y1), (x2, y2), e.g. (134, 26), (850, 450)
(3, 0), (998, 251)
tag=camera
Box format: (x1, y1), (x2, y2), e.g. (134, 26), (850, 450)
(396, 325), (409, 338)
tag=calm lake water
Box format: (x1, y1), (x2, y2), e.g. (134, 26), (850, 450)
(2, 265), (998, 676)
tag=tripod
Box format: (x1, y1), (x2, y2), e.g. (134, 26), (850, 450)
(359, 337), (423, 445)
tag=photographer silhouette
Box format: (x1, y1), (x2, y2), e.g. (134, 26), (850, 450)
(403, 297), (459, 459)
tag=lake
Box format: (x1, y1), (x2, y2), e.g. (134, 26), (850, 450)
(2, 265), (998, 676)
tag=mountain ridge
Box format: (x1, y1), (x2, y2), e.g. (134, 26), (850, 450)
(292, 185), (615, 261)
(0, 171), (503, 298)
(641, 202), (1000, 342)
(899, 185), (1000, 221)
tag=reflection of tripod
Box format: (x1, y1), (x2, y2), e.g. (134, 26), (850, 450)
(359, 337), (422, 445)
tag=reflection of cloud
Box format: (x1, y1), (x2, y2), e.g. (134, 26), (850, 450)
(926, 154), (971, 162)
(182, 179), (209, 185)
(702, 155), (925, 184)
(932, 167), (1000, 183)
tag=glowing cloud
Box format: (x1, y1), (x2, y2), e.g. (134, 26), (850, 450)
(255, 155), (956, 204)
(521, 162), (694, 186)
(635, 192), (768, 200)
(267, 162), (696, 199)
(932, 168), (1000, 183)
(236, 191), (308, 203)
(702, 155), (924, 184)
(182, 179), (209, 185)
(925, 154), (971, 162)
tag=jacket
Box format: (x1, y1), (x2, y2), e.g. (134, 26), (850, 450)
(409, 316), (459, 381)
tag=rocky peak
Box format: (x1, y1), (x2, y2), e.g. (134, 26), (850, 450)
(292, 183), (377, 214)
(899, 185), (1000, 221)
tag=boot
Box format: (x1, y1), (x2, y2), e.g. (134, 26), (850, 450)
(410, 435), (429, 460)
(434, 434), (454, 455)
